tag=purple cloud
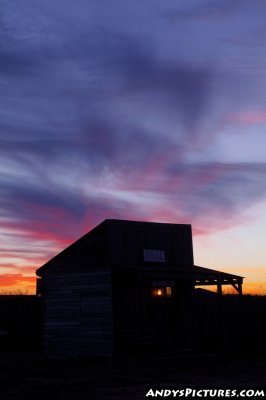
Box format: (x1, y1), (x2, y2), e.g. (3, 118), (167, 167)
(1, 0), (266, 290)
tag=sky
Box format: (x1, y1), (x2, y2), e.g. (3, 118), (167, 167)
(1, 0), (266, 294)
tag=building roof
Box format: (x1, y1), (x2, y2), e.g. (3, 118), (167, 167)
(36, 218), (192, 276)
(115, 263), (243, 286)
(36, 219), (243, 290)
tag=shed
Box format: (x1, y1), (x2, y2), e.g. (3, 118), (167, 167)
(36, 219), (243, 358)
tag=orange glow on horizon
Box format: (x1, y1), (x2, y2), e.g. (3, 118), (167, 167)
(0, 274), (266, 296)
(196, 282), (266, 296)
(242, 282), (266, 295)
(0, 274), (36, 295)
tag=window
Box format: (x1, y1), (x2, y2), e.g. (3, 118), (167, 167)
(151, 286), (173, 298)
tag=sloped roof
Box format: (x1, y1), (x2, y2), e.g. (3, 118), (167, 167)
(36, 218), (192, 277)
(36, 219), (243, 286)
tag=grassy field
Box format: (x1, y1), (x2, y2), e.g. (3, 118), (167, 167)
(0, 294), (266, 399)
(0, 352), (265, 400)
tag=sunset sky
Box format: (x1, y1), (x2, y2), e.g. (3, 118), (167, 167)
(1, 0), (266, 294)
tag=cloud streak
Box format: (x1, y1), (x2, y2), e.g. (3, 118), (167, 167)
(1, 0), (266, 291)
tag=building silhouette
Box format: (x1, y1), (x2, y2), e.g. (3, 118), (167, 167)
(36, 219), (243, 358)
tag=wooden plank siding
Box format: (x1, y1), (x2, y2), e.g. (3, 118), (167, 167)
(40, 269), (113, 357)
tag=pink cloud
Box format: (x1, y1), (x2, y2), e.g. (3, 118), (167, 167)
(227, 109), (266, 126)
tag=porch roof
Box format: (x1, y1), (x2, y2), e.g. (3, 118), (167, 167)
(114, 264), (244, 287)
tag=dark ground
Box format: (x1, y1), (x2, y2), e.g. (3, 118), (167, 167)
(0, 352), (265, 400)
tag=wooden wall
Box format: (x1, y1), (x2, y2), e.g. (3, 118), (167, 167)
(112, 268), (195, 355)
(107, 220), (194, 267)
(40, 268), (113, 358)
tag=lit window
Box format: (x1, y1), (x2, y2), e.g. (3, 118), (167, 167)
(152, 287), (172, 298)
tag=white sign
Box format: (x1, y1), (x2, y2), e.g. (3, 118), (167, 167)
(152, 280), (174, 287)
(143, 249), (166, 263)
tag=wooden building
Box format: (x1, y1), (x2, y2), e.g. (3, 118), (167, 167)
(36, 219), (243, 358)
